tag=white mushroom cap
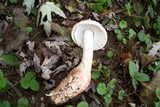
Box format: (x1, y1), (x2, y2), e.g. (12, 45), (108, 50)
(71, 20), (108, 50)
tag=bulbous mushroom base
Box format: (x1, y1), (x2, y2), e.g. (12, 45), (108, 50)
(48, 62), (91, 105)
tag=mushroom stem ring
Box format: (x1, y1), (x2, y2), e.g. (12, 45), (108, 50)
(47, 20), (108, 105)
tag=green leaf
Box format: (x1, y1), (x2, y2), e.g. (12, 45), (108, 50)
(66, 105), (74, 107)
(122, 38), (128, 44)
(128, 28), (136, 39)
(104, 94), (112, 106)
(20, 78), (30, 89)
(155, 101), (160, 107)
(148, 5), (154, 18)
(87, 3), (104, 12)
(137, 30), (147, 42)
(31, 8), (38, 16)
(17, 98), (29, 107)
(77, 101), (88, 107)
(30, 79), (40, 91)
(106, 0), (113, 8)
(0, 78), (7, 88)
(152, 0), (157, 6)
(106, 79), (116, 95)
(135, 73), (150, 82)
(26, 27), (32, 34)
(25, 72), (35, 81)
(91, 70), (100, 80)
(119, 20), (128, 29)
(98, 63), (103, 70)
(0, 69), (4, 78)
(132, 78), (138, 90)
(8, 0), (18, 3)
(0, 101), (11, 107)
(129, 61), (137, 77)
(118, 90), (125, 100)
(97, 83), (107, 95)
(125, 2), (131, 16)
(144, 14), (150, 29)
(2, 53), (19, 65)
(107, 51), (114, 58)
(156, 88), (160, 100)
(145, 38), (152, 45)
(135, 21), (141, 27)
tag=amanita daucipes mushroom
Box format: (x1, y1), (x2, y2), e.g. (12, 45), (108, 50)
(47, 20), (108, 105)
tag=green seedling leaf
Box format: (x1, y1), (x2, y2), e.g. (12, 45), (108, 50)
(104, 94), (112, 106)
(129, 61), (137, 77)
(137, 30), (148, 42)
(155, 101), (160, 107)
(31, 8), (38, 16)
(0, 78), (7, 88)
(77, 101), (88, 107)
(125, 2), (131, 16)
(144, 14), (150, 29)
(87, 3), (104, 12)
(106, 0), (113, 8)
(122, 38), (128, 44)
(156, 88), (160, 100)
(26, 27), (32, 34)
(25, 72), (35, 81)
(152, 0), (157, 6)
(107, 51), (114, 58)
(119, 20), (127, 29)
(17, 98), (29, 107)
(0, 101), (11, 107)
(106, 79), (116, 95)
(129, 28), (136, 39)
(30, 79), (40, 91)
(8, 0), (18, 3)
(97, 83), (107, 95)
(148, 5), (154, 18)
(98, 63), (103, 70)
(20, 78), (30, 89)
(135, 73), (150, 82)
(2, 53), (19, 65)
(132, 78), (138, 90)
(118, 90), (125, 100)
(66, 105), (74, 107)
(0, 69), (4, 78)
(135, 21), (141, 27)
(91, 70), (100, 80)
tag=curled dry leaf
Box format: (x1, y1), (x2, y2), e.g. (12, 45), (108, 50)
(140, 70), (160, 106)
(19, 60), (32, 76)
(26, 41), (35, 52)
(148, 42), (160, 57)
(23, 0), (35, 15)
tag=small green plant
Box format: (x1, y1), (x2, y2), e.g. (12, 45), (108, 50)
(77, 101), (89, 107)
(8, 0), (19, 3)
(129, 60), (150, 90)
(153, 16), (160, 35)
(26, 27), (33, 34)
(119, 20), (128, 29)
(155, 87), (160, 107)
(96, 79), (116, 106)
(114, 29), (128, 44)
(20, 72), (40, 91)
(0, 101), (10, 107)
(137, 30), (152, 45)
(17, 98), (29, 107)
(107, 51), (114, 58)
(87, 0), (113, 12)
(91, 64), (110, 80)
(2, 53), (19, 65)
(0, 69), (8, 92)
(148, 60), (160, 74)
(125, 2), (131, 16)
(118, 89), (125, 100)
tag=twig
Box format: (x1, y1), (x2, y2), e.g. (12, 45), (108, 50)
(7, 80), (22, 97)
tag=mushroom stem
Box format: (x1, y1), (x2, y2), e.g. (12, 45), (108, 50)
(81, 29), (93, 73)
